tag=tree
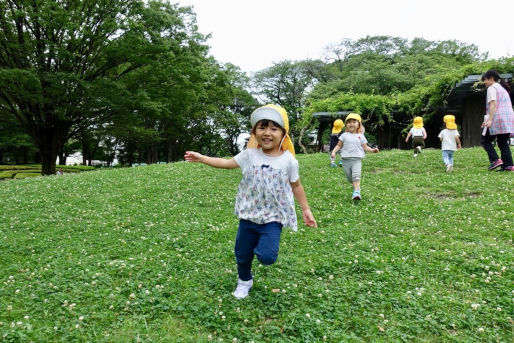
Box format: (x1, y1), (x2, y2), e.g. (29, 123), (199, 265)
(252, 60), (324, 146)
(0, 0), (207, 174)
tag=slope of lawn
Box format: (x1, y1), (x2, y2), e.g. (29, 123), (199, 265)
(0, 147), (512, 342)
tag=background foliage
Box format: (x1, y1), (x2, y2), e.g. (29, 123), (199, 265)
(1, 1), (513, 174)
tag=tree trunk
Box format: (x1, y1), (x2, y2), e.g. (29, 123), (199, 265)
(58, 153), (66, 165)
(36, 127), (59, 175)
(40, 144), (57, 175)
(298, 126), (308, 154)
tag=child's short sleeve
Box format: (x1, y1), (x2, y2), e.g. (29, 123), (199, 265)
(287, 158), (300, 183)
(438, 130), (443, 139)
(234, 149), (250, 171)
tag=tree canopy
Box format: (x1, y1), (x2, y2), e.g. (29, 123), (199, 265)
(1, 0), (512, 175)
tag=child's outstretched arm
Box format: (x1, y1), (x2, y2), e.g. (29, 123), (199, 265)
(405, 131), (412, 143)
(330, 141), (343, 159)
(362, 144), (379, 153)
(184, 151), (239, 169)
(290, 180), (317, 228)
(455, 136), (462, 149)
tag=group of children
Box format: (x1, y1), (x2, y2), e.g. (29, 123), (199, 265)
(184, 97), (511, 300)
(404, 114), (461, 172)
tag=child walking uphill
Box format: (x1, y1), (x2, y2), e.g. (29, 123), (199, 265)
(330, 113), (379, 200)
(405, 116), (427, 157)
(438, 115), (461, 172)
(184, 104), (317, 300)
(329, 119), (344, 167)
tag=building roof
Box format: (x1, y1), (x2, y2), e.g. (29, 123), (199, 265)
(313, 111), (351, 123)
(445, 73), (513, 113)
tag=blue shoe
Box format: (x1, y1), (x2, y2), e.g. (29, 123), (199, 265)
(338, 160), (343, 166)
(330, 163), (337, 167)
(352, 190), (361, 200)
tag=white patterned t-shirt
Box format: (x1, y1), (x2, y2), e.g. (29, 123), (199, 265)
(234, 148), (299, 231)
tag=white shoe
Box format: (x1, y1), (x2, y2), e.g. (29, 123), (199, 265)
(416, 146), (422, 153)
(233, 279), (253, 299)
(446, 164), (453, 172)
(413, 153), (418, 158)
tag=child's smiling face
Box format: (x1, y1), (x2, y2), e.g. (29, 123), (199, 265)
(254, 120), (285, 155)
(345, 119), (360, 133)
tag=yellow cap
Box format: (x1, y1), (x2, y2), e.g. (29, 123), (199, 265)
(413, 116), (423, 129)
(443, 114), (457, 130)
(332, 119), (344, 134)
(345, 113), (364, 133)
(345, 113), (362, 124)
(247, 104), (295, 156)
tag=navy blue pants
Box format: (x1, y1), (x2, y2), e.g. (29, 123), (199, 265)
(234, 219), (282, 281)
(481, 131), (513, 167)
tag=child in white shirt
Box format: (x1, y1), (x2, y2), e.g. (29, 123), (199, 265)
(330, 113), (379, 200)
(438, 115), (462, 172)
(185, 104), (317, 299)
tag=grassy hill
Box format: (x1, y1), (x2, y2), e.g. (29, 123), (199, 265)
(0, 148), (512, 342)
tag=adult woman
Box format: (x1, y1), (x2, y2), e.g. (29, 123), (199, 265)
(481, 70), (514, 171)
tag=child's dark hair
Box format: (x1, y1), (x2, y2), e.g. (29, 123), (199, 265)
(482, 70), (511, 93)
(252, 119), (284, 133)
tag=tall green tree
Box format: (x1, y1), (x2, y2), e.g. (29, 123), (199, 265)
(0, 0), (206, 174)
(252, 60), (324, 146)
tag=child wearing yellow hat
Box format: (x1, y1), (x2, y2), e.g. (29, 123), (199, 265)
(405, 116), (427, 157)
(330, 113), (379, 200)
(438, 115), (462, 172)
(184, 104), (317, 299)
(329, 119), (344, 167)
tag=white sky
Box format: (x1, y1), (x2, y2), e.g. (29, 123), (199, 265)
(175, 0), (514, 73)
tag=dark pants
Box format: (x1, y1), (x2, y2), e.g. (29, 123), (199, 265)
(412, 137), (425, 154)
(234, 219), (282, 281)
(481, 130), (513, 167)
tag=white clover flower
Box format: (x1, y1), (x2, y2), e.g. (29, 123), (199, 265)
(306, 313), (310, 318)
(24, 316), (29, 320)
(7, 305), (12, 311)
(471, 303), (480, 310)
(478, 327), (484, 332)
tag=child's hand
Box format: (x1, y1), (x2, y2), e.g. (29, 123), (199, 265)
(330, 152), (335, 159)
(184, 151), (203, 162)
(373, 148), (379, 153)
(405, 138), (408, 143)
(302, 208), (317, 228)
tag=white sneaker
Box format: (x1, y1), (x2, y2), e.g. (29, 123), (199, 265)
(233, 279), (253, 299)
(413, 153), (418, 158)
(446, 164), (453, 172)
(416, 146), (422, 153)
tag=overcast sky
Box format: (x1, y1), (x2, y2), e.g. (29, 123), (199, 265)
(174, 0), (514, 74)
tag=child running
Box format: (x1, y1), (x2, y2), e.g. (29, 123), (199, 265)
(330, 113), (379, 200)
(329, 119), (344, 167)
(438, 114), (461, 172)
(184, 104), (317, 299)
(405, 116), (427, 157)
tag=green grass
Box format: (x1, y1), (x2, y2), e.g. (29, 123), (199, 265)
(0, 165), (95, 180)
(0, 147), (512, 342)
